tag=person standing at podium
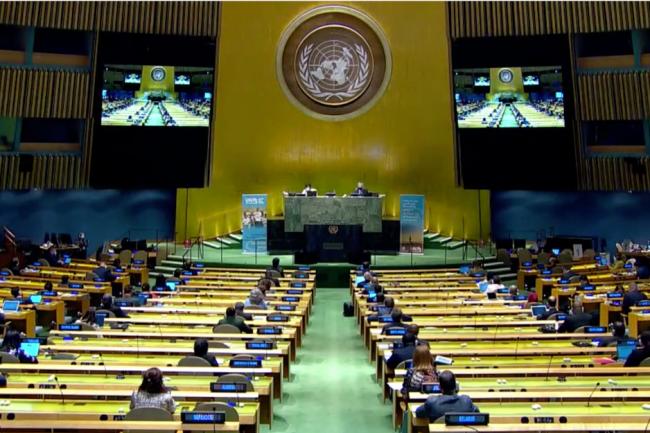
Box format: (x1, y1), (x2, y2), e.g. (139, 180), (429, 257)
(353, 181), (368, 196)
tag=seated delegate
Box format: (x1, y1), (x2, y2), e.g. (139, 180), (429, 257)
(624, 331), (650, 367)
(130, 367), (176, 413)
(415, 370), (479, 422)
(0, 329), (38, 363)
(381, 308), (412, 334)
(386, 331), (417, 370)
(193, 338), (219, 366)
(217, 306), (253, 334)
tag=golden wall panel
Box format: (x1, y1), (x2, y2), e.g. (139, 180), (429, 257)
(175, 2), (490, 241)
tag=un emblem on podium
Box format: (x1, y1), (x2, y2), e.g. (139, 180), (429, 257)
(328, 225), (339, 235)
(277, 6), (391, 120)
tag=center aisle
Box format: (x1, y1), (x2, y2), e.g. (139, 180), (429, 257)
(261, 288), (393, 433)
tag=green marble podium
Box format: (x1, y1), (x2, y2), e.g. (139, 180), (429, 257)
(283, 195), (384, 233)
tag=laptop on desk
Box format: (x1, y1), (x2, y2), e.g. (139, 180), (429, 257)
(2, 300), (20, 312)
(616, 339), (637, 363)
(20, 339), (40, 358)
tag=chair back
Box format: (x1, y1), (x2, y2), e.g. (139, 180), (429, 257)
(639, 357), (650, 366)
(85, 271), (99, 281)
(217, 373), (254, 392)
(517, 248), (533, 264)
(125, 407), (174, 433)
(537, 251), (550, 266)
(573, 326), (586, 334)
(178, 356), (212, 367)
(79, 323), (96, 331)
(0, 268), (12, 276)
(0, 352), (20, 363)
(231, 354), (255, 361)
(208, 341), (229, 349)
(194, 402), (239, 423)
(547, 313), (562, 321)
(395, 359), (413, 370)
(95, 309), (116, 318)
(119, 249), (132, 266)
(133, 250), (148, 264)
(583, 249), (596, 259)
(212, 324), (241, 334)
(38, 258), (50, 267)
(267, 269), (282, 280)
(558, 250), (573, 264)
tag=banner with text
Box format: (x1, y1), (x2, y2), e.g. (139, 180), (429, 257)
(242, 194), (268, 254)
(400, 194), (424, 254)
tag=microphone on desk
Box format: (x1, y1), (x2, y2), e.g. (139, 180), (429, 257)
(544, 355), (554, 381)
(49, 374), (65, 405)
(514, 337), (520, 359)
(586, 381), (601, 407)
(492, 323), (499, 343)
(644, 415), (650, 433)
(136, 334), (140, 358)
(98, 353), (108, 378)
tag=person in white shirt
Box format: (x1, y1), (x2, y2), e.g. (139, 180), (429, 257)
(485, 275), (505, 299)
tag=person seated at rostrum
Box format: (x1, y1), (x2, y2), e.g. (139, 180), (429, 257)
(415, 370), (479, 422)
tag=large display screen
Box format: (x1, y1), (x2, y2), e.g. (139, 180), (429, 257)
(101, 65), (213, 127)
(454, 66), (564, 128)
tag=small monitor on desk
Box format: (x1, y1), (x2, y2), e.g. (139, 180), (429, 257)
(617, 339), (637, 362)
(20, 339), (40, 357)
(2, 300), (20, 312)
(531, 305), (547, 317)
(306, 190), (317, 197)
(165, 282), (177, 291)
(551, 248), (560, 255)
(29, 295), (42, 304)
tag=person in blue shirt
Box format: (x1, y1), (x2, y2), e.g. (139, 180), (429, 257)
(356, 272), (372, 289)
(415, 370), (478, 422)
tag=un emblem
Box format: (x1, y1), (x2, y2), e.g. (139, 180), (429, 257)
(278, 6), (391, 120)
(328, 225), (339, 235)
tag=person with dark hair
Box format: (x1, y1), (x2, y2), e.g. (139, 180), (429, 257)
(217, 306), (252, 334)
(597, 321), (628, 347)
(558, 299), (595, 333)
(60, 275), (70, 286)
(130, 367), (175, 413)
(193, 338), (218, 366)
(10, 287), (22, 300)
(100, 294), (129, 318)
(0, 329), (38, 363)
(536, 296), (558, 320)
(624, 331), (650, 367)
(382, 308), (410, 334)
(141, 283), (151, 292)
(234, 302), (253, 321)
(93, 262), (115, 282)
(415, 370), (478, 422)
(386, 332), (417, 370)
(0, 373), (7, 387)
(623, 283), (647, 315)
(356, 272), (372, 289)
(170, 269), (185, 285)
(267, 257), (284, 278)
(9, 257), (20, 276)
(154, 274), (167, 290)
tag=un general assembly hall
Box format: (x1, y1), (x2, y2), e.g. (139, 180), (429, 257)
(4, 1), (650, 432)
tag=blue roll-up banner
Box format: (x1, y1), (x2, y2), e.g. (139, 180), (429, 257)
(242, 194), (268, 254)
(400, 194), (424, 254)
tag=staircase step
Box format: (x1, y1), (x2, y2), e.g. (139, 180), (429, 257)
(204, 241), (224, 250)
(216, 237), (236, 246)
(424, 232), (440, 240)
(499, 272), (518, 280)
(488, 267), (512, 273)
(484, 261), (505, 268)
(445, 240), (466, 249)
(433, 236), (452, 245)
(228, 233), (242, 242)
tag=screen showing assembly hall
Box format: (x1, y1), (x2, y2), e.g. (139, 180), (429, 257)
(101, 65), (213, 127)
(454, 66), (564, 128)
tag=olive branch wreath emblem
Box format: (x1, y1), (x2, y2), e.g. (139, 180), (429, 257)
(298, 43), (370, 102)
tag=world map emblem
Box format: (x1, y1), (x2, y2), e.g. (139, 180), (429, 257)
(297, 29), (372, 106)
(278, 6), (391, 119)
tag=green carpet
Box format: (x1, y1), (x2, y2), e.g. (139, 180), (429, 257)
(260, 288), (393, 433)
